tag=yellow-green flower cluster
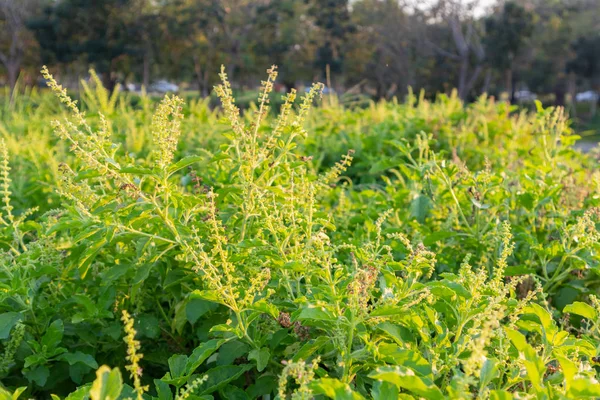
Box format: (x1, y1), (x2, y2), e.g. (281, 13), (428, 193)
(121, 310), (148, 400)
(151, 95), (184, 170)
(176, 375), (208, 400)
(463, 307), (504, 377)
(214, 65), (245, 139)
(0, 322), (25, 374)
(278, 358), (320, 400)
(493, 221), (514, 288)
(0, 139), (13, 225)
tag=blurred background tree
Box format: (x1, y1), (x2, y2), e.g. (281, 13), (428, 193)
(568, 35), (600, 116)
(0, 0), (599, 117)
(28, 0), (133, 90)
(484, 1), (534, 102)
(0, 0), (40, 97)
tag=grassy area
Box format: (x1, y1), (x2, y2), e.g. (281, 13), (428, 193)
(1, 77), (600, 398)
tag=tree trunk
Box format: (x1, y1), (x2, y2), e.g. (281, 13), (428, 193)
(375, 77), (385, 98)
(554, 88), (566, 107)
(464, 65), (482, 101)
(504, 69), (513, 103)
(482, 69), (492, 95)
(143, 50), (150, 89)
(457, 58), (468, 100)
(510, 68), (517, 103)
(6, 61), (20, 99)
(101, 71), (116, 93)
(193, 55), (203, 95)
(226, 64), (236, 87)
(283, 79), (296, 92)
(202, 69), (210, 98)
(568, 73), (577, 119)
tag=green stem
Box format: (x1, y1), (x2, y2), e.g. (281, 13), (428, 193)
(342, 315), (356, 384)
(119, 226), (178, 245)
(235, 310), (257, 349)
(543, 252), (575, 293)
(436, 163), (475, 236)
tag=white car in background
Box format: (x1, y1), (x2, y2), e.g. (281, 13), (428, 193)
(149, 80), (179, 93)
(125, 83), (140, 92)
(576, 90), (599, 102)
(514, 90), (537, 101)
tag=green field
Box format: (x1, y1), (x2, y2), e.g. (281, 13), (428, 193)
(1, 69), (600, 399)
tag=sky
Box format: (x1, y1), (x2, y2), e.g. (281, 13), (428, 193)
(473, 0), (500, 16)
(413, 0), (500, 17)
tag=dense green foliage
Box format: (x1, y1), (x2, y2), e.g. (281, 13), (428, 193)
(1, 67), (600, 399)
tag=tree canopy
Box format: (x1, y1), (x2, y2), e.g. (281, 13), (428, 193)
(1, 0), (599, 104)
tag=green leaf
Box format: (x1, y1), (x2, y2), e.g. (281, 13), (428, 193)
(371, 381), (399, 400)
(248, 300), (279, 319)
(168, 156), (204, 176)
(12, 388), (27, 400)
(59, 351), (99, 369)
(0, 312), (22, 339)
(410, 194), (432, 223)
(504, 265), (535, 276)
(78, 238), (108, 279)
(89, 366), (123, 400)
(479, 358), (498, 390)
(376, 322), (414, 344)
(70, 362), (93, 385)
(135, 314), (160, 339)
(172, 300), (189, 335)
(42, 319), (64, 350)
(377, 344), (432, 377)
(0, 388), (11, 400)
(64, 385), (91, 400)
(118, 385), (139, 400)
(246, 376), (278, 398)
(168, 354), (188, 379)
(197, 365), (253, 395)
(563, 302), (597, 320)
(185, 339), (226, 375)
(217, 341), (249, 366)
(369, 366), (443, 399)
(189, 290), (224, 305)
(0, 387), (27, 400)
(427, 281), (471, 300)
(556, 355), (576, 390)
(504, 327), (527, 351)
(489, 390), (513, 400)
(295, 305), (336, 322)
(517, 192), (536, 210)
(423, 231), (454, 246)
(310, 378), (365, 400)
(209, 323), (242, 338)
(219, 385), (250, 400)
(292, 336), (330, 362)
(186, 298), (218, 325)
(154, 379), (173, 400)
(248, 347), (270, 372)
(569, 377), (600, 398)
(505, 328), (544, 392)
(523, 303), (555, 334)
(370, 305), (405, 317)
(281, 261), (306, 272)
(25, 365), (50, 387)
(534, 99), (544, 113)
(131, 263), (153, 285)
(369, 159), (397, 174)
(120, 166), (154, 175)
